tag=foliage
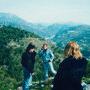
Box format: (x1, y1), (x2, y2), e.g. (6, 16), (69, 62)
(0, 26), (90, 90)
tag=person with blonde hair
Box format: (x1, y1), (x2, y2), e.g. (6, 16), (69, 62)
(52, 42), (88, 90)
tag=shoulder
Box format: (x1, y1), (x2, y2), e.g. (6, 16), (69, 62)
(59, 57), (72, 66)
(59, 56), (75, 67)
(81, 57), (88, 64)
(48, 49), (53, 53)
(63, 56), (73, 63)
(82, 57), (87, 61)
(39, 49), (43, 53)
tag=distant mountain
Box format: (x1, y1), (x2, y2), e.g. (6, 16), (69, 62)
(0, 13), (79, 38)
(0, 13), (52, 37)
(0, 12), (30, 27)
(2, 13), (45, 33)
(52, 25), (90, 58)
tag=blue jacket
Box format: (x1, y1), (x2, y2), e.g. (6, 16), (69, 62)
(39, 49), (54, 63)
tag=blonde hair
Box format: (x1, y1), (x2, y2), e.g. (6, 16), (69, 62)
(64, 42), (82, 59)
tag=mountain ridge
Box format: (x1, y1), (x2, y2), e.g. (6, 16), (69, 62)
(0, 12), (90, 58)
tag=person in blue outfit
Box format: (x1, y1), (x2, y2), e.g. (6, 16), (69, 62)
(39, 43), (56, 81)
(52, 42), (88, 90)
(21, 43), (36, 90)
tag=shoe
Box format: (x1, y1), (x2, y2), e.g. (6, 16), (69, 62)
(50, 84), (53, 88)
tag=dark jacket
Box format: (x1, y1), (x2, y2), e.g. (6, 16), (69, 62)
(52, 56), (87, 90)
(21, 51), (36, 73)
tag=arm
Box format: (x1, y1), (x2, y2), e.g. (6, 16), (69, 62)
(53, 61), (64, 88)
(49, 50), (54, 61)
(21, 53), (27, 67)
(80, 58), (88, 77)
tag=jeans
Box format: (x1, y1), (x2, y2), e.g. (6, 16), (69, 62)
(43, 61), (56, 80)
(22, 68), (32, 90)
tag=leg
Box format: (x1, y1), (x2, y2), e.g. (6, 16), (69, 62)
(49, 62), (56, 75)
(43, 63), (49, 81)
(22, 68), (32, 90)
(28, 74), (32, 86)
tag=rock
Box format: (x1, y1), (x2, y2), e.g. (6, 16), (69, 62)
(17, 86), (22, 90)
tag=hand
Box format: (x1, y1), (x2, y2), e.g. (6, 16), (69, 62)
(32, 73), (35, 75)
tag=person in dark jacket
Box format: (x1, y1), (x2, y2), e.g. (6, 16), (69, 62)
(52, 42), (88, 90)
(21, 43), (36, 90)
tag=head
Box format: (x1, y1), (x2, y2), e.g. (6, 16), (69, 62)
(64, 42), (82, 59)
(26, 43), (35, 53)
(42, 43), (48, 50)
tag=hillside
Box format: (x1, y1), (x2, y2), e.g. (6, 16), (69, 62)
(0, 13), (90, 90)
(1, 13), (90, 57)
(0, 26), (39, 90)
(52, 25), (90, 58)
(0, 26), (90, 90)
(0, 26), (62, 90)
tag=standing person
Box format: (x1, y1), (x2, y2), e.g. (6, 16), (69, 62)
(21, 43), (36, 90)
(52, 42), (88, 90)
(39, 43), (56, 81)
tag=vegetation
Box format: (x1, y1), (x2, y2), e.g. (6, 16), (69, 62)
(0, 26), (90, 90)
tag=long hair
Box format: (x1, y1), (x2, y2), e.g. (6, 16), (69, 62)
(64, 42), (82, 59)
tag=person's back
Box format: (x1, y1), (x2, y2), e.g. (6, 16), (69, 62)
(69, 57), (87, 82)
(52, 42), (88, 90)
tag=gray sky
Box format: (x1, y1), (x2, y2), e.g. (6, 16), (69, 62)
(0, 0), (90, 24)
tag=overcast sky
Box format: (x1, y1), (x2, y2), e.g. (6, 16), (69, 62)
(0, 0), (90, 24)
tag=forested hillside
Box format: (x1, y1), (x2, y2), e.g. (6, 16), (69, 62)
(0, 26), (63, 90)
(0, 13), (90, 59)
(0, 26), (90, 90)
